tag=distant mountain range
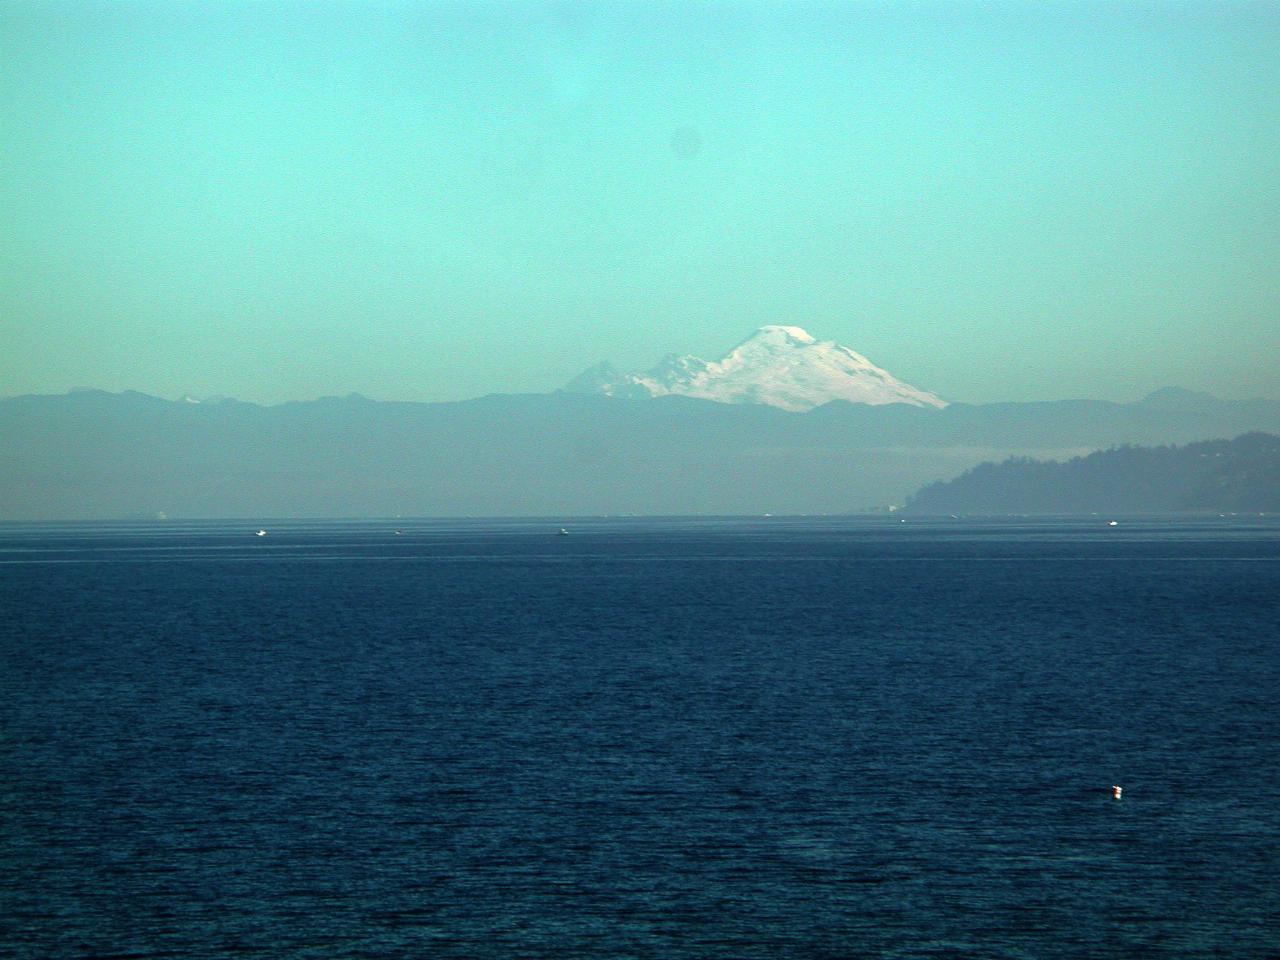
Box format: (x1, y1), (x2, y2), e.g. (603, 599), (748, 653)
(564, 326), (946, 411)
(3, 374), (1279, 519)
(904, 433), (1280, 515)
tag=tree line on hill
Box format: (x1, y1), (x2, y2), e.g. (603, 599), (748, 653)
(904, 433), (1280, 514)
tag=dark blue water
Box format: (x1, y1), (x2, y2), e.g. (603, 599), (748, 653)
(3, 517), (1278, 958)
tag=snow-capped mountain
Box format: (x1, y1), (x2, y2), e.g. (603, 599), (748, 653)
(564, 326), (947, 412)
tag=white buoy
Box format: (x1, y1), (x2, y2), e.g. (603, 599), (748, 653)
(1112, 785), (1122, 800)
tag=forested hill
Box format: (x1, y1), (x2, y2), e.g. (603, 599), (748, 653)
(904, 433), (1280, 515)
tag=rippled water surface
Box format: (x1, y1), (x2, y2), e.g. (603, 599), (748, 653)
(3, 517), (1278, 958)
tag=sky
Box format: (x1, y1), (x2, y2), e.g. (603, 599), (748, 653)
(3, 0), (1278, 406)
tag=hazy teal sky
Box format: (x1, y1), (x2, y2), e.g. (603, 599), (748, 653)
(3, 0), (1278, 404)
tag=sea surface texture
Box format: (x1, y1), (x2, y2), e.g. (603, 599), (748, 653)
(2, 517), (1278, 958)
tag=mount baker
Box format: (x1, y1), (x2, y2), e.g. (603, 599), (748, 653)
(564, 326), (946, 412)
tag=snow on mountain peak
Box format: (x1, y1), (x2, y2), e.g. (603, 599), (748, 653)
(565, 327), (946, 412)
(754, 325), (816, 343)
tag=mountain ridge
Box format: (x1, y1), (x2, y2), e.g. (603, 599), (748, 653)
(4, 386), (1280, 520)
